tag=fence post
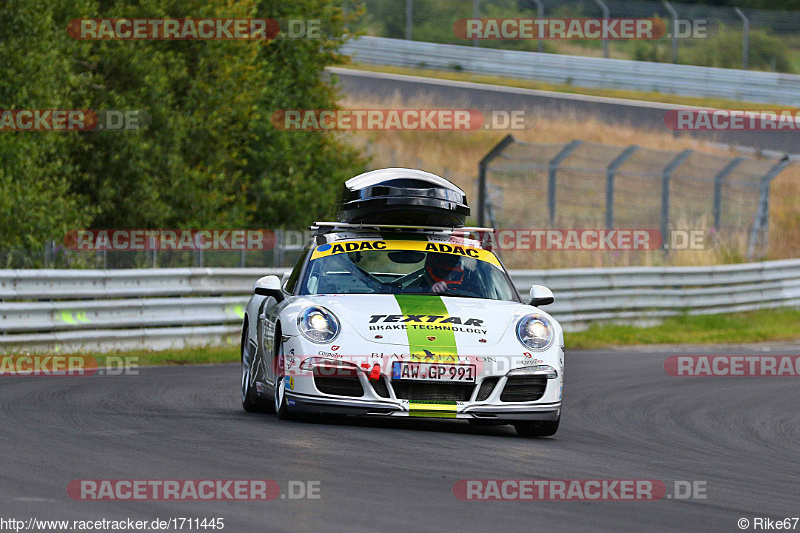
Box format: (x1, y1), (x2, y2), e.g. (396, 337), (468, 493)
(662, 1), (678, 63)
(477, 134), (515, 227)
(405, 0), (413, 40)
(712, 157), (744, 232)
(660, 150), (692, 249)
(605, 145), (638, 229)
(592, 0), (610, 58)
(734, 8), (749, 70)
(747, 156), (792, 259)
(273, 229), (284, 267)
(529, 0), (544, 53)
(548, 140), (583, 226)
(472, 0), (479, 47)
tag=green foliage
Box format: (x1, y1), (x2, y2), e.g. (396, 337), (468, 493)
(677, 26), (794, 72)
(0, 0), (364, 251)
(0, 0), (96, 248)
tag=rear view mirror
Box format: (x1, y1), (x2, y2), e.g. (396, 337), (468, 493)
(388, 251), (425, 264)
(254, 275), (284, 302)
(529, 285), (554, 306)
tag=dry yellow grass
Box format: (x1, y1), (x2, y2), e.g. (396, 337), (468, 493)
(336, 93), (800, 267)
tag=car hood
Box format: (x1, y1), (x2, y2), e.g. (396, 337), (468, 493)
(301, 294), (530, 348)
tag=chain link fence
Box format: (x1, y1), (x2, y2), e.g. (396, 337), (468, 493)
(477, 135), (792, 267)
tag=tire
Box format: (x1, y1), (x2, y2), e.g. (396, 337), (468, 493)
(273, 337), (293, 420)
(241, 323), (270, 413)
(514, 418), (560, 438)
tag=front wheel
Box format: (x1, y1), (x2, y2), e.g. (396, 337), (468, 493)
(514, 418), (560, 438)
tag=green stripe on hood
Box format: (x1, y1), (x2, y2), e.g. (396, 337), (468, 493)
(393, 294), (458, 360)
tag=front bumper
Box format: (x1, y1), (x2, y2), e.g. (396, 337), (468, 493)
(287, 390), (561, 421)
(282, 367), (562, 423)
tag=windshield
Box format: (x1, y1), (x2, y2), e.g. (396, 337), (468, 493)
(299, 239), (518, 301)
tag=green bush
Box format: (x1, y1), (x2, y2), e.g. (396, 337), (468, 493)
(678, 26), (794, 72)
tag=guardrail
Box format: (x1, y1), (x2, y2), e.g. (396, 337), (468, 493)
(340, 36), (800, 106)
(2, 261), (800, 352)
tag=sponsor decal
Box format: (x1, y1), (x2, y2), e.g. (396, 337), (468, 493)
(369, 314), (484, 326)
(368, 313), (488, 335)
(408, 401), (458, 418)
(393, 295), (458, 359)
(309, 239), (500, 267)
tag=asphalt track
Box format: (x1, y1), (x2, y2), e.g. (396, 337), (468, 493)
(1, 346), (798, 532)
(332, 68), (798, 155)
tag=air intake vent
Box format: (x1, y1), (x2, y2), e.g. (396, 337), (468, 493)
(500, 376), (548, 402)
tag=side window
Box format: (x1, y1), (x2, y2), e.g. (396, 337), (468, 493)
(284, 245), (311, 294)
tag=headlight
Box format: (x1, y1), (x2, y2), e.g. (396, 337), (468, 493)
(516, 314), (554, 351)
(297, 307), (340, 344)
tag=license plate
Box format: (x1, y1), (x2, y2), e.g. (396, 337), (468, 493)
(392, 362), (476, 383)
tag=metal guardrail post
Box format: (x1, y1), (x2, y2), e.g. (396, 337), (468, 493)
(662, 1), (678, 64)
(405, 0), (413, 41)
(605, 145), (638, 229)
(734, 8), (749, 70)
(747, 156), (792, 259)
(548, 140), (583, 226)
(477, 134), (515, 227)
(660, 150), (692, 249)
(592, 0), (610, 58)
(712, 157), (744, 232)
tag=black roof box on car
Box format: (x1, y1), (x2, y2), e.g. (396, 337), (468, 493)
(336, 168), (470, 228)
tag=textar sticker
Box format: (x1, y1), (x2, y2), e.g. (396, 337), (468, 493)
(369, 314), (483, 326)
(368, 314), (487, 335)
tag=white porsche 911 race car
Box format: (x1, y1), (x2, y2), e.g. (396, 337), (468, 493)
(240, 168), (563, 437)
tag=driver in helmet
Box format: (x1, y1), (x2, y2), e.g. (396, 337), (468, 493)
(423, 252), (466, 294)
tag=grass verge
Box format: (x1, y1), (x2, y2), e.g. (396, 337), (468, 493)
(567, 308), (800, 349)
(343, 63), (799, 112)
(89, 346), (239, 367)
